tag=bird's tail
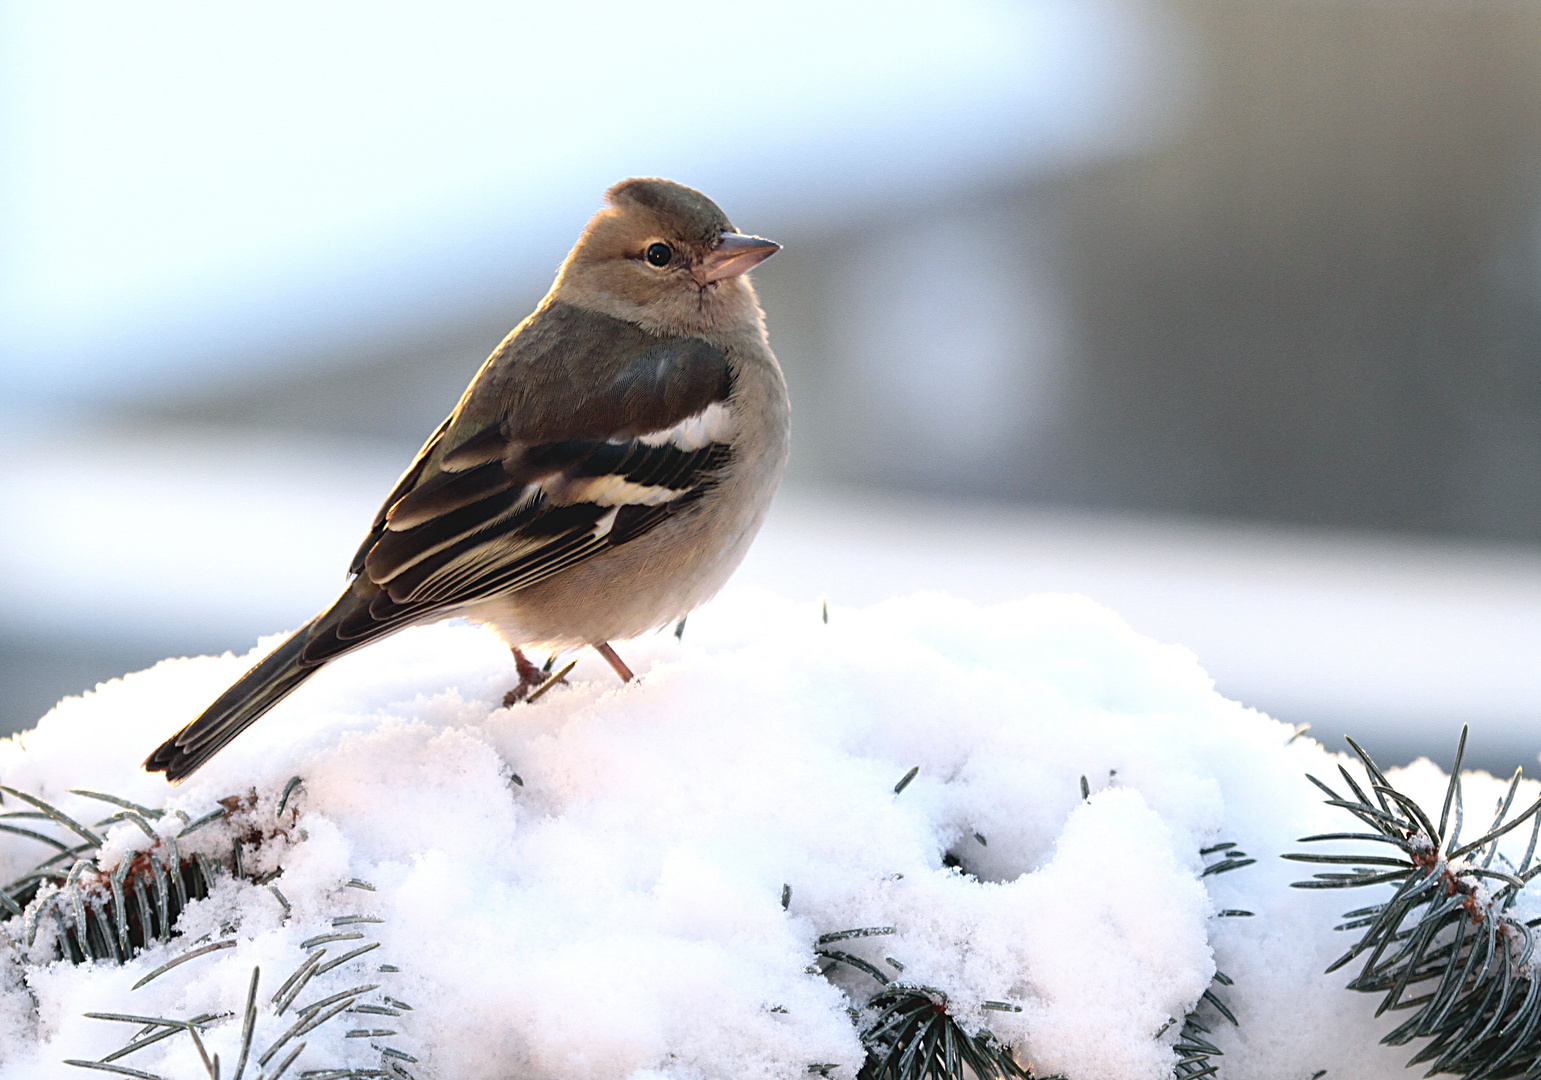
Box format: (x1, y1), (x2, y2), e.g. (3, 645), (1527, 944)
(144, 625), (318, 783)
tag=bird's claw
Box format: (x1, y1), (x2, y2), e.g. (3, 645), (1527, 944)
(503, 649), (571, 706)
(499, 650), (567, 708)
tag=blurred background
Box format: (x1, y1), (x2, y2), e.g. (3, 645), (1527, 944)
(5, 0), (1541, 773)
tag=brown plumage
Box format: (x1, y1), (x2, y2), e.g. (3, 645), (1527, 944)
(145, 178), (788, 782)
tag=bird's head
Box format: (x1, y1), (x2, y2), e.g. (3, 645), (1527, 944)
(551, 178), (780, 337)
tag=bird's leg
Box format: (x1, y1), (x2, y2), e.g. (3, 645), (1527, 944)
(503, 646), (550, 706)
(592, 641), (635, 683)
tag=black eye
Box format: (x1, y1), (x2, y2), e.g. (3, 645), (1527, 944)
(645, 242), (673, 267)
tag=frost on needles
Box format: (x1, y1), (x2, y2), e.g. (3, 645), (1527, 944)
(0, 589), (1535, 1079)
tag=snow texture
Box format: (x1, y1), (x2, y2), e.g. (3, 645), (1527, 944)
(0, 589), (1519, 1079)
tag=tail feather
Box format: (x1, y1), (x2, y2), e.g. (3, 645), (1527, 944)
(146, 574), (427, 781)
(144, 627), (318, 782)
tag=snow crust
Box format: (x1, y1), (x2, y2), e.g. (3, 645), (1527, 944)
(0, 590), (1520, 1079)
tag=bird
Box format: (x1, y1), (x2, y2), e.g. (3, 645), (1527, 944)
(145, 178), (788, 782)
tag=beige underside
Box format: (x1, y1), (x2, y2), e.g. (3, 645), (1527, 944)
(459, 334), (789, 649)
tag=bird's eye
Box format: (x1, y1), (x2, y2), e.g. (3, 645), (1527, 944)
(645, 242), (673, 267)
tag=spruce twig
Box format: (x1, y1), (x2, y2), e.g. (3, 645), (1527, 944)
(3, 780), (419, 1077)
(858, 986), (1032, 1080)
(1170, 843), (1252, 1078)
(1288, 727), (1541, 1077)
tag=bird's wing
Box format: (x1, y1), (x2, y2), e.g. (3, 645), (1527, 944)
(303, 302), (736, 664)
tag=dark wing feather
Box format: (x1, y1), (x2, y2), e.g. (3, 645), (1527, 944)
(364, 481), (532, 584)
(384, 459), (518, 529)
(309, 302), (736, 664)
(349, 415), (451, 575)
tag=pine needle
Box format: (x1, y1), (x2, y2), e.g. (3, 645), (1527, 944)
(131, 939), (236, 990)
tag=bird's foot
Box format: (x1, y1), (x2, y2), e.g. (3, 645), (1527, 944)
(503, 648), (571, 706)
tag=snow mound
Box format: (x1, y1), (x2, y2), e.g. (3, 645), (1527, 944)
(0, 590), (1508, 1079)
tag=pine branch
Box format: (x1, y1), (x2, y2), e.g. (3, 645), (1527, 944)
(1, 778), (419, 1078)
(2, 787), (240, 963)
(1288, 726), (1541, 1078)
(806, 916), (1045, 1080)
(857, 986), (1035, 1080)
(1165, 843), (1252, 1079)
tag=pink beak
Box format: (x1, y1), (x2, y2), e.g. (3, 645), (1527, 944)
(694, 232), (781, 285)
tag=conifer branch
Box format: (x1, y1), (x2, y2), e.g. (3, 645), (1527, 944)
(0, 779), (419, 1078)
(1289, 726), (1541, 1078)
(857, 986), (1034, 1080)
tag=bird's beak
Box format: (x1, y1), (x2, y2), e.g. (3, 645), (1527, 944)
(694, 233), (780, 285)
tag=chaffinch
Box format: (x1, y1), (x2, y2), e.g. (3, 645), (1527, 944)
(146, 178), (787, 781)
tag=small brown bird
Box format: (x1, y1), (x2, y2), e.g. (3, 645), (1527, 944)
(146, 178), (787, 781)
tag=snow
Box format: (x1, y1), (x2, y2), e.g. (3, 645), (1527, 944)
(0, 589), (1524, 1079)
